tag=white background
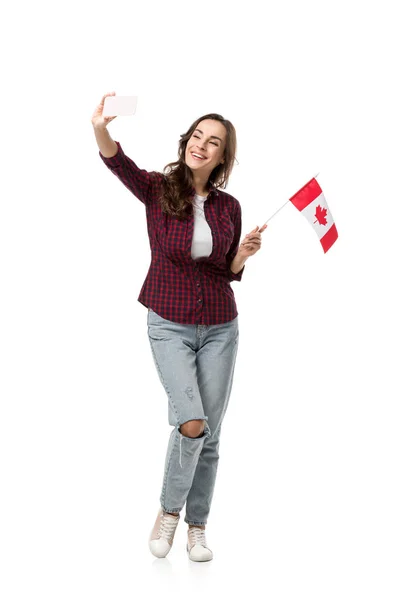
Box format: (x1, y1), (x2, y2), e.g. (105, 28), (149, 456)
(1, 0), (399, 598)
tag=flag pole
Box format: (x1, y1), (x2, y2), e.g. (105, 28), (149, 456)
(260, 172), (320, 228)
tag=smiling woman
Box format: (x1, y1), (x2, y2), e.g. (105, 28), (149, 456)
(159, 113), (237, 220)
(92, 93), (266, 564)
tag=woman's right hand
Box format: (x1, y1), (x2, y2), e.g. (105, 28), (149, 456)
(91, 92), (118, 128)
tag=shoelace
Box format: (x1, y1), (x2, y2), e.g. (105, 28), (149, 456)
(159, 513), (179, 541)
(188, 527), (207, 548)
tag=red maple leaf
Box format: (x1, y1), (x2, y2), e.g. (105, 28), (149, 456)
(314, 205), (328, 226)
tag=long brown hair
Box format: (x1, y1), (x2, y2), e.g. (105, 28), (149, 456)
(159, 113), (237, 220)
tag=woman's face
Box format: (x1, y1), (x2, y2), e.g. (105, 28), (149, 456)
(185, 119), (227, 176)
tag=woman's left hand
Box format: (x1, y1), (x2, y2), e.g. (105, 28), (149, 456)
(237, 224), (268, 258)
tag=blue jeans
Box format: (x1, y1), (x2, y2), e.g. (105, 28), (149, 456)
(147, 308), (239, 526)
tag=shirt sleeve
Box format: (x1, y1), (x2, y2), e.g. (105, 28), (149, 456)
(225, 200), (245, 282)
(99, 141), (158, 206)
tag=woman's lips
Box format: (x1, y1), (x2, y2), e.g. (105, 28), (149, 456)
(191, 152), (206, 161)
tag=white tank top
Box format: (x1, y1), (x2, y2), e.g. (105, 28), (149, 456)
(190, 194), (213, 259)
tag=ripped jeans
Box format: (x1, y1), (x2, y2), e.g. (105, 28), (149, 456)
(147, 308), (239, 526)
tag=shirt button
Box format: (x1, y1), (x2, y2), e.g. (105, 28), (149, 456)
(197, 298), (202, 303)
(196, 282), (200, 287)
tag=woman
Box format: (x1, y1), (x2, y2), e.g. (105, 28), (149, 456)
(91, 92), (267, 562)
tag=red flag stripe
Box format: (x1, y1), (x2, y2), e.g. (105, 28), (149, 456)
(289, 177), (322, 211)
(320, 223), (338, 253)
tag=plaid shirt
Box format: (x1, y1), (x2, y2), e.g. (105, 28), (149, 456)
(99, 141), (245, 325)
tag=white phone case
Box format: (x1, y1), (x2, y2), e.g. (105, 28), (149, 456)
(102, 96), (138, 116)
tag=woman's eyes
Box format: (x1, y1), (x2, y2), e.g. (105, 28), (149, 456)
(193, 134), (218, 146)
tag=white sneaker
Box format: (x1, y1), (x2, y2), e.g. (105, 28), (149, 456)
(149, 508), (180, 558)
(187, 527), (213, 562)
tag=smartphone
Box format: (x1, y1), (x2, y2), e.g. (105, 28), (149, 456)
(103, 96), (138, 116)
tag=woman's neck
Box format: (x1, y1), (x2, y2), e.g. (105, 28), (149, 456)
(192, 173), (210, 197)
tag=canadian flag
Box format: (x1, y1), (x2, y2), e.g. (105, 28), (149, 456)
(289, 178), (338, 253)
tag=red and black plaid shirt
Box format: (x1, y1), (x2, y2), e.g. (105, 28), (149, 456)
(99, 141), (245, 325)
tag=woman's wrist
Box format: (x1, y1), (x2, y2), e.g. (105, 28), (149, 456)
(229, 252), (247, 274)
